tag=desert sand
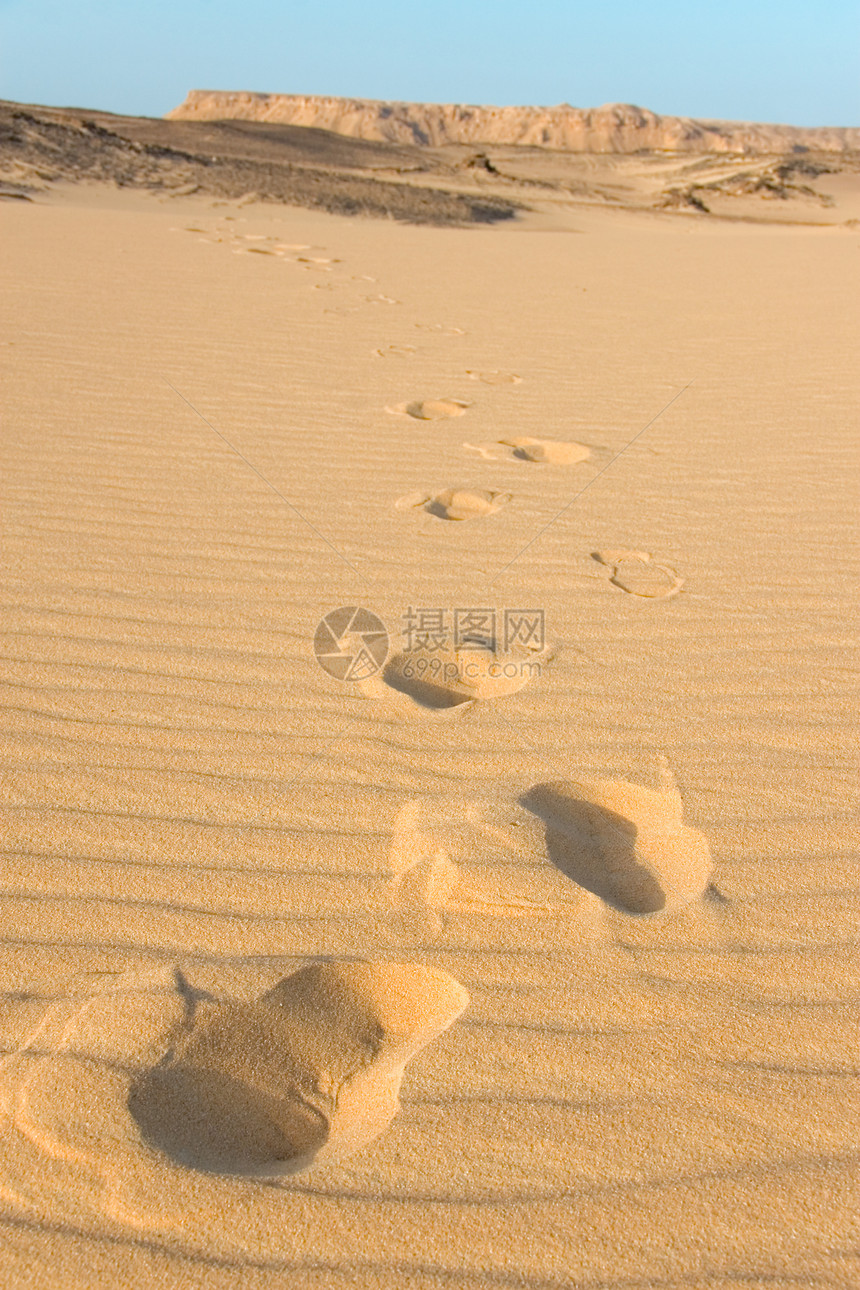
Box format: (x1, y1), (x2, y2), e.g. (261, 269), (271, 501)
(0, 152), (858, 1289)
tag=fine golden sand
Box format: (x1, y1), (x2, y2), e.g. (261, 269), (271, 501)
(0, 183), (857, 1289)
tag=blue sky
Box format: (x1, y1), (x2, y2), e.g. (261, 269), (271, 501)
(1, 0), (857, 126)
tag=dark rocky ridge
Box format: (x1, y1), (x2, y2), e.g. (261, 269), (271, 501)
(0, 100), (519, 225)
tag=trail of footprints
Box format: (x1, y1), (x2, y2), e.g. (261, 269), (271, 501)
(383, 350), (683, 603)
(0, 218), (699, 1197)
(389, 765), (714, 926)
(0, 768), (714, 1186)
(175, 213), (685, 601)
(171, 221), (376, 299)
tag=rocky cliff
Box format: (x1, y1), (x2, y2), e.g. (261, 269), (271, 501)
(167, 93), (860, 154)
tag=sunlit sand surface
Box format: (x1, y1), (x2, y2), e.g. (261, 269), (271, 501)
(0, 178), (856, 1289)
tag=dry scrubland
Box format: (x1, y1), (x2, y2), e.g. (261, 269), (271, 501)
(3, 96), (860, 224)
(0, 95), (858, 1289)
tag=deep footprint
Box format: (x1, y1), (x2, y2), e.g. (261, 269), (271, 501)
(387, 399), (470, 420)
(369, 639), (542, 711)
(593, 550), (684, 599)
(395, 488), (511, 520)
(376, 652), (474, 709)
(504, 436), (591, 465)
(521, 765), (712, 916)
(0, 962), (467, 1185)
(463, 436), (596, 465)
(129, 961), (468, 1177)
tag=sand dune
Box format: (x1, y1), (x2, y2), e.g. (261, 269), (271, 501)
(0, 161), (857, 1288)
(0, 100), (518, 226)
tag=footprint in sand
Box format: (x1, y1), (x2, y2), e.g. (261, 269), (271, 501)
(230, 234), (292, 257)
(375, 651), (475, 710)
(0, 962), (467, 1183)
(395, 488), (510, 521)
(130, 962), (467, 1177)
(463, 436), (596, 465)
(373, 344), (417, 358)
(465, 370), (522, 385)
(387, 398), (470, 420)
(460, 442), (499, 461)
(592, 550), (684, 599)
(364, 637), (547, 713)
(388, 799), (565, 926)
(389, 802), (463, 920)
(521, 763), (712, 916)
(504, 436), (592, 464)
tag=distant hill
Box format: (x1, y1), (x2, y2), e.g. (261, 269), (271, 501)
(167, 93), (860, 155)
(0, 100), (518, 224)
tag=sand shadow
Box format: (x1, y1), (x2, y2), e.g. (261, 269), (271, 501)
(520, 784), (667, 915)
(380, 653), (473, 710)
(129, 1059), (326, 1176)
